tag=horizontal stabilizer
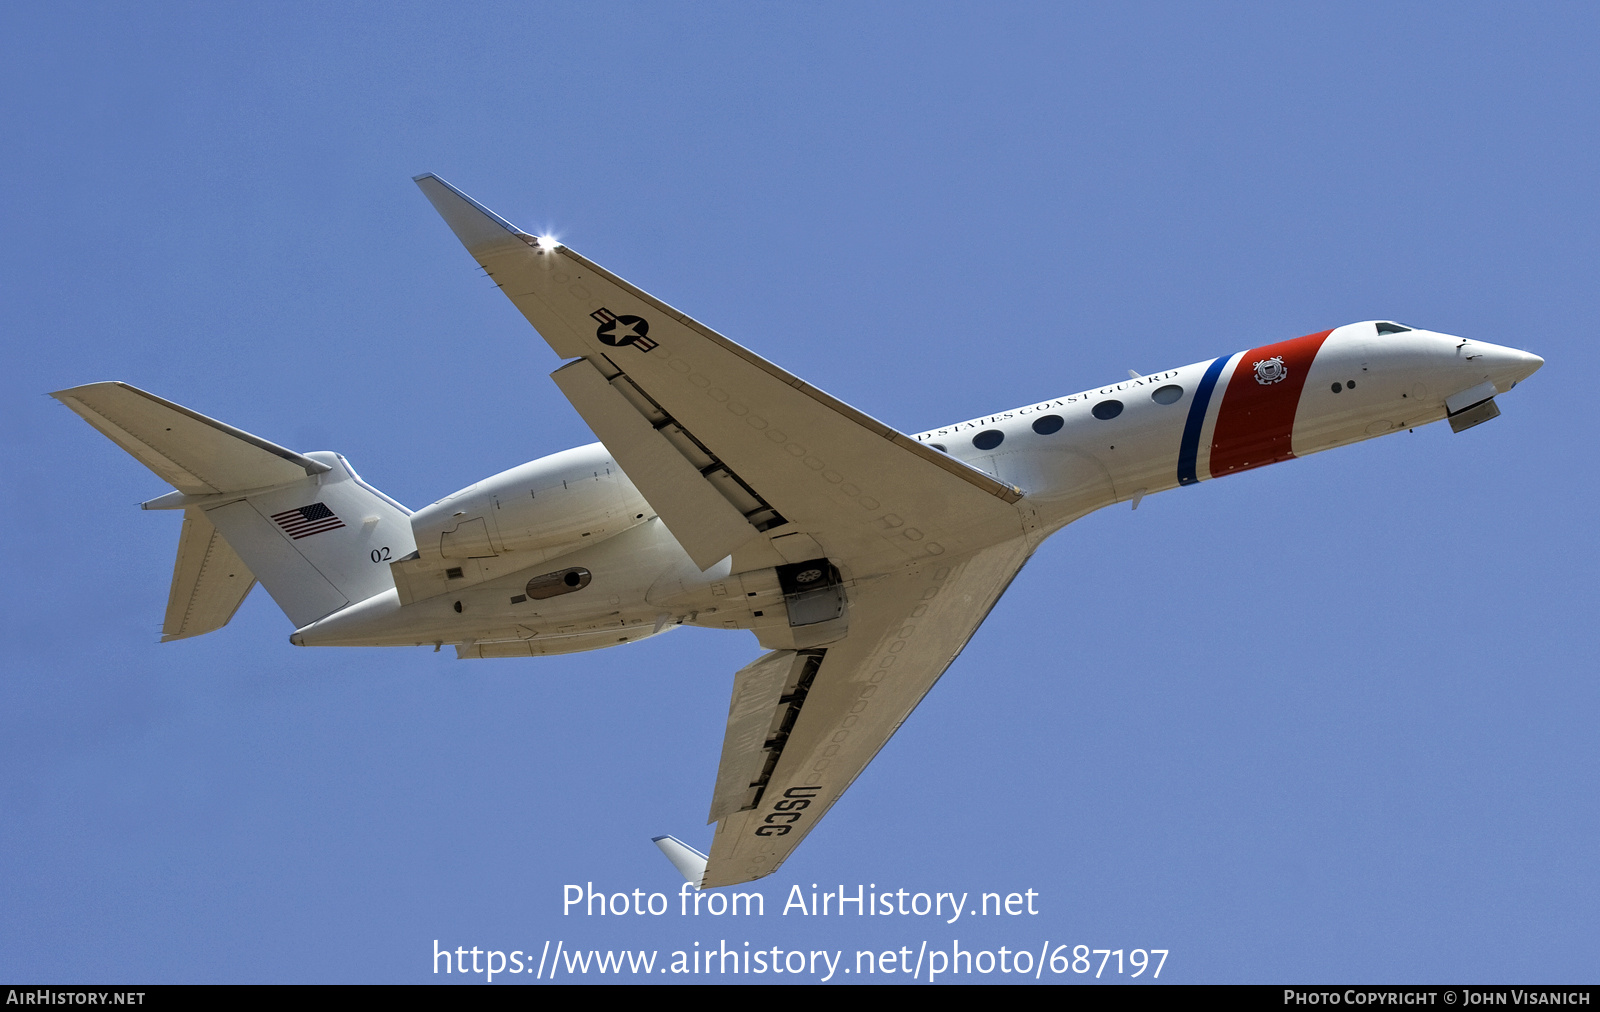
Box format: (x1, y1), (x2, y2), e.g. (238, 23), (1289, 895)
(163, 510), (256, 641)
(51, 382), (329, 494)
(652, 835), (709, 888)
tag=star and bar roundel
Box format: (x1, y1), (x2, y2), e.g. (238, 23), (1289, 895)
(591, 307), (657, 352)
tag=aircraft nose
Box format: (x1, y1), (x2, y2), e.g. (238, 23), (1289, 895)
(1515, 349), (1545, 381)
(1468, 341), (1544, 391)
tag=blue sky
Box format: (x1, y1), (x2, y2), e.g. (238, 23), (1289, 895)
(3, 3), (1596, 984)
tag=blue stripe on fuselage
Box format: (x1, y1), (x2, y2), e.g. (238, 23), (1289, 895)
(1177, 355), (1230, 486)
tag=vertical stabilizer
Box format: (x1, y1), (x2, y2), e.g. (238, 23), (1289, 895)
(193, 452), (416, 627)
(54, 382), (416, 633)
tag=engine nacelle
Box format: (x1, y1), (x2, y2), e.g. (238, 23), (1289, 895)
(411, 443), (652, 561)
(390, 443), (656, 607)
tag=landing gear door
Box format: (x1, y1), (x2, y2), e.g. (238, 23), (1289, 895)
(746, 558), (848, 650)
(777, 559), (844, 626)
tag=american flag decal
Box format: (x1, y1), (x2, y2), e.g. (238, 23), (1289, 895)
(270, 502), (346, 540)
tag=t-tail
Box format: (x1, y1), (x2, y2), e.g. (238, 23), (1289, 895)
(51, 382), (415, 639)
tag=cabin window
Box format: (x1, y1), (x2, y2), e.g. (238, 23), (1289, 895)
(1150, 384), (1183, 405)
(928, 443), (947, 452)
(1031, 415), (1064, 435)
(1092, 400), (1124, 420)
(972, 430), (1004, 450)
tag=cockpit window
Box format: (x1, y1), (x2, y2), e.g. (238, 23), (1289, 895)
(1375, 322), (1413, 335)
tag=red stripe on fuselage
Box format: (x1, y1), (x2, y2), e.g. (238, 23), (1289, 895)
(1209, 329), (1333, 478)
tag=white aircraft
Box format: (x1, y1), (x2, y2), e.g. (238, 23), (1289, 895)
(53, 175), (1544, 889)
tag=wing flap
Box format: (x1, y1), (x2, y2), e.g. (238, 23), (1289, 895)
(551, 358), (760, 569)
(700, 537), (1034, 887)
(708, 649), (825, 824)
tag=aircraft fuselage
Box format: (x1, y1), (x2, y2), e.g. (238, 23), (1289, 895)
(290, 320), (1541, 654)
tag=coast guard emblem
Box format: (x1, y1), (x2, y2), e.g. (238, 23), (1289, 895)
(1253, 356), (1288, 385)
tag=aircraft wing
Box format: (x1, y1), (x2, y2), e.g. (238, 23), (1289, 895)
(414, 175), (1023, 573)
(701, 537), (1033, 887)
(415, 176), (1037, 887)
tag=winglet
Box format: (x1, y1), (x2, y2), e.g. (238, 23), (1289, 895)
(651, 835), (708, 888)
(413, 173), (550, 258)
